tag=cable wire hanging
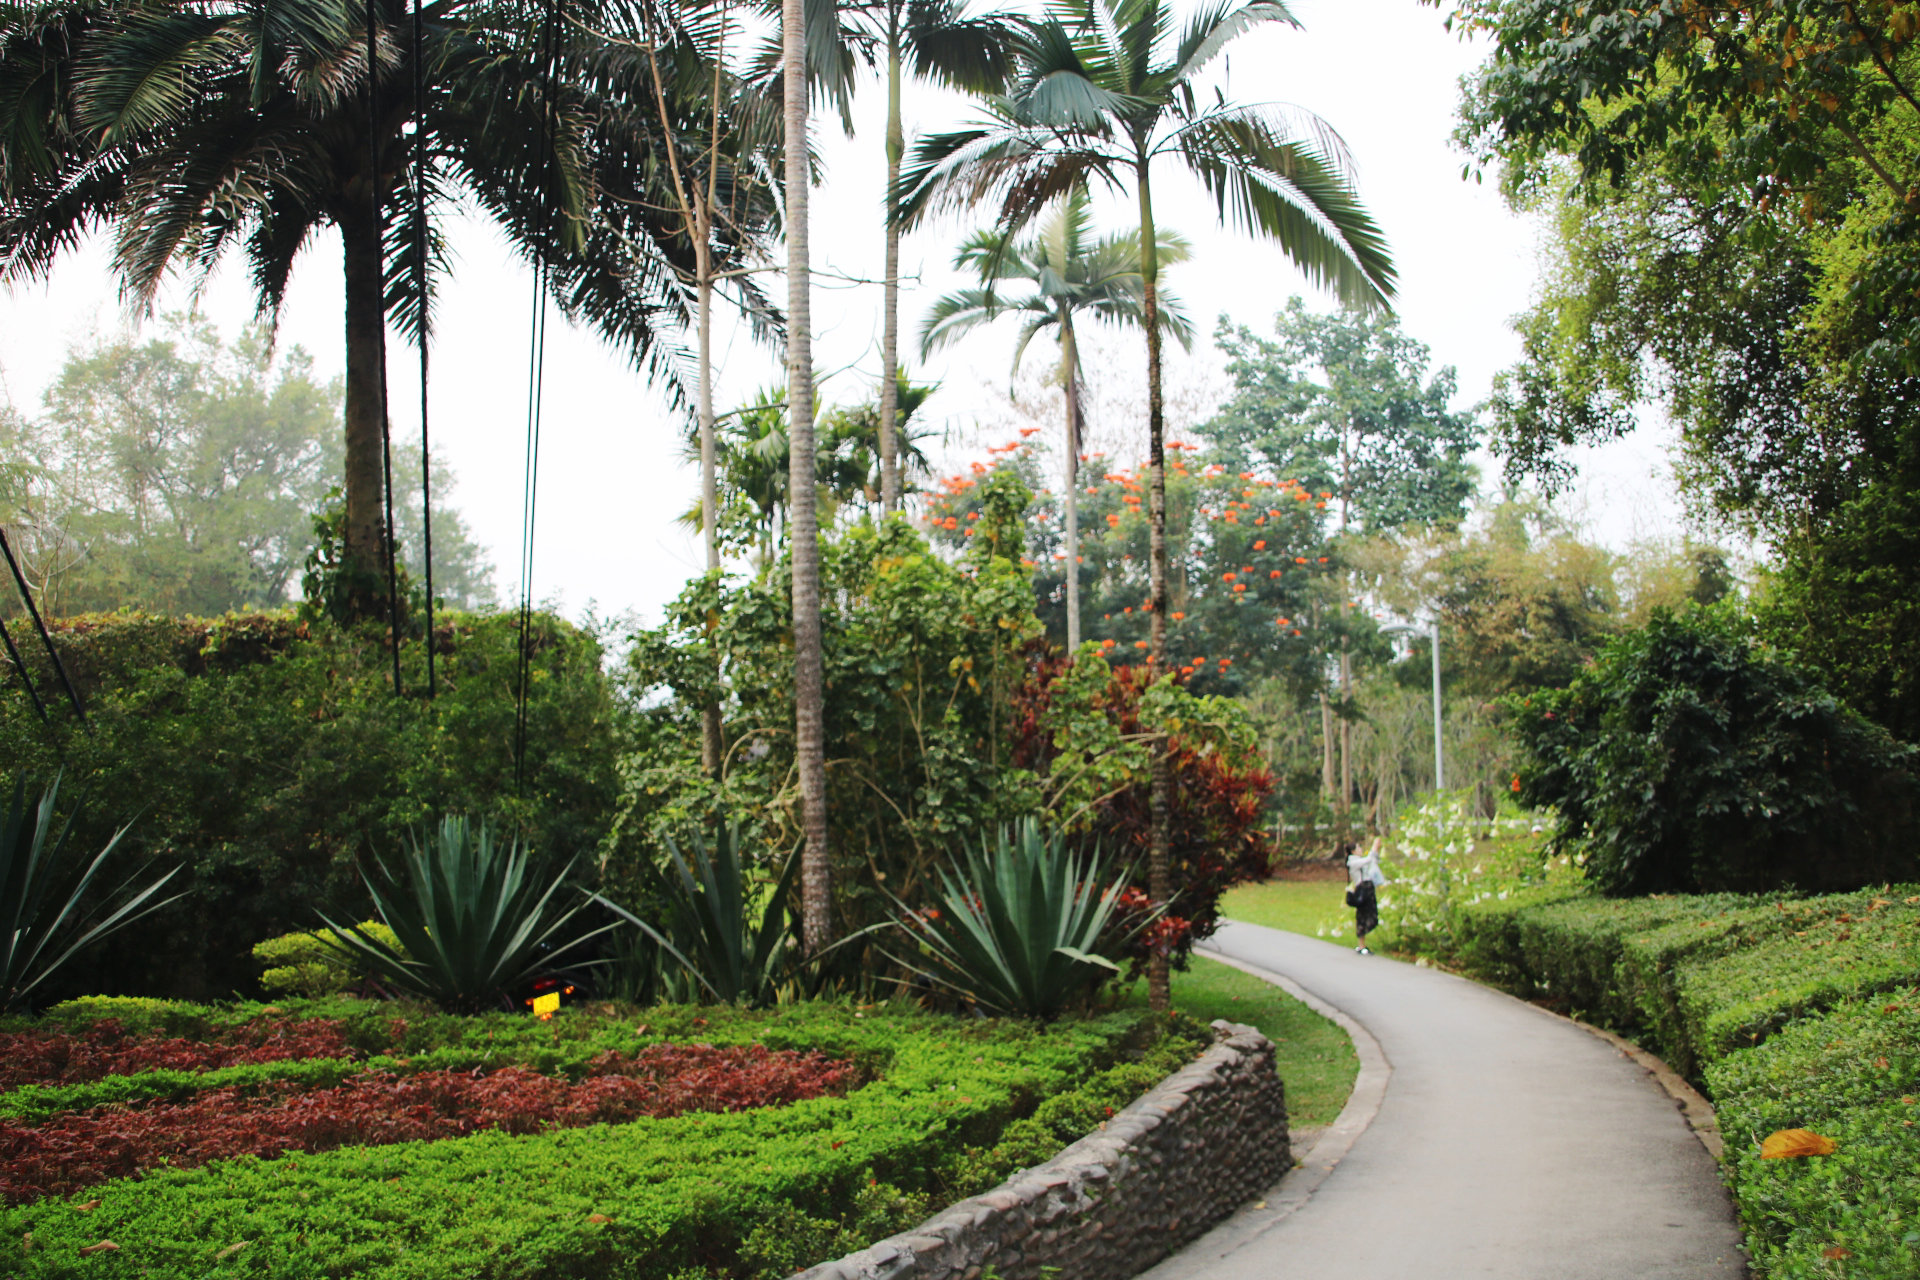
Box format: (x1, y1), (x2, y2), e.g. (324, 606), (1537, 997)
(367, 0), (406, 698)
(513, 0), (562, 791)
(413, 0), (436, 698)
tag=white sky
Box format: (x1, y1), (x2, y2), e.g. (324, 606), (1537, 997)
(0, 0), (1686, 626)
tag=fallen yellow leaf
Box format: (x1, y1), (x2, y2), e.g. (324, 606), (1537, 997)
(1824, 1246), (1852, 1260)
(587, 1213), (611, 1225)
(215, 1241), (252, 1261)
(79, 1240), (119, 1256)
(1761, 1129), (1837, 1159)
(74, 1200), (100, 1213)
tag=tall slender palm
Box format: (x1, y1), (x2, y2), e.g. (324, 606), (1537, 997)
(920, 185), (1192, 649)
(897, 0), (1396, 1008)
(775, 0), (1018, 515)
(0, 0), (741, 610)
(637, 0), (784, 773)
(779, 0), (831, 952)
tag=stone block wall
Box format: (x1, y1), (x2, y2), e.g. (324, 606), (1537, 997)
(790, 1020), (1289, 1280)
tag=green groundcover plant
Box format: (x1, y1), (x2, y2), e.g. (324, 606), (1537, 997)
(0, 997), (1198, 1279)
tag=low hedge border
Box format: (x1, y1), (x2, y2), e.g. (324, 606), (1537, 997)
(1443, 885), (1920, 1279)
(1, 1001), (1182, 1279)
(792, 1020), (1289, 1280)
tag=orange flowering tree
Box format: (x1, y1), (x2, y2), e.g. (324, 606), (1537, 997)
(923, 439), (1343, 696)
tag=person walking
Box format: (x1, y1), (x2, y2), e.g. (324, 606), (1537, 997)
(1345, 839), (1387, 955)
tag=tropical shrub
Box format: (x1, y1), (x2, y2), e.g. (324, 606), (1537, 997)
(0, 610), (621, 1000)
(252, 921), (402, 997)
(1011, 653), (1275, 970)
(321, 817), (614, 1013)
(1509, 607), (1920, 895)
(888, 819), (1140, 1018)
(0, 777), (180, 1012)
(616, 517), (1045, 940)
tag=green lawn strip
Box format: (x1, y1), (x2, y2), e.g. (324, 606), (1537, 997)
(1219, 879), (1348, 939)
(1116, 955), (1358, 1129)
(1, 1007), (1170, 1280)
(1707, 989), (1920, 1277)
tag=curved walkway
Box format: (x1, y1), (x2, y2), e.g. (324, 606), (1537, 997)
(1141, 922), (1749, 1280)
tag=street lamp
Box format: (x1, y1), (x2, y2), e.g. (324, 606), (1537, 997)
(1381, 620), (1444, 792)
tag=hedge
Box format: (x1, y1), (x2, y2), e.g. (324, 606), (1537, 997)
(1439, 885), (1920, 1278)
(0, 999), (1178, 1279)
(1706, 989), (1920, 1277)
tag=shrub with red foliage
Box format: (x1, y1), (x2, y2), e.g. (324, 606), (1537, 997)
(0, 1043), (860, 1203)
(1010, 655), (1273, 971)
(0, 1018), (356, 1089)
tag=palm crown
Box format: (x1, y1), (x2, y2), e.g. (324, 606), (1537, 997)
(0, 0), (778, 596)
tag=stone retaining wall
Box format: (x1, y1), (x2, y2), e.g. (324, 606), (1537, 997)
(790, 1020), (1289, 1280)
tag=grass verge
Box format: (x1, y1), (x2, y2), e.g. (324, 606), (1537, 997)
(1116, 954), (1357, 1129)
(1218, 879), (1349, 940)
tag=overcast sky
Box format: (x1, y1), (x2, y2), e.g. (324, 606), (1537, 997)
(0, 0), (1687, 626)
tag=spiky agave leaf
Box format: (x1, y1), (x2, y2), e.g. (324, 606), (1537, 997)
(0, 775), (181, 1013)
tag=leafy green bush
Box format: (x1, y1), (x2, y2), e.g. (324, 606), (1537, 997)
(0, 610), (621, 1001)
(1509, 607), (1920, 895)
(252, 921), (401, 998)
(1707, 990), (1920, 1277)
(0, 778), (181, 1012)
(0, 1002), (1161, 1280)
(1353, 791), (1582, 959)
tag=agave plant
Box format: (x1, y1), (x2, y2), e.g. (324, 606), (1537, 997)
(321, 817), (615, 1013)
(600, 823), (799, 1007)
(889, 819), (1146, 1019)
(2, 776), (181, 1013)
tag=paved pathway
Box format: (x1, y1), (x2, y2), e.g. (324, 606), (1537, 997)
(1141, 922), (1749, 1280)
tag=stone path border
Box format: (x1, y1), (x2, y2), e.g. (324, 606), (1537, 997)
(788, 1020), (1290, 1280)
(1140, 943), (1391, 1257)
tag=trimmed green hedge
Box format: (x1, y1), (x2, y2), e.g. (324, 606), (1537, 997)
(1451, 887), (1920, 1076)
(1, 1000), (1182, 1279)
(1707, 989), (1920, 1277)
(1439, 885), (1920, 1278)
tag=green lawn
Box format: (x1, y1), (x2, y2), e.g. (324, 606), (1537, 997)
(1116, 954), (1357, 1127)
(1219, 877), (1350, 938)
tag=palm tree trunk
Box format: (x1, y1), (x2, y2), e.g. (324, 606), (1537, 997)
(784, 0), (832, 952)
(1060, 307), (1083, 651)
(1136, 157), (1171, 1014)
(878, 20), (904, 514)
(698, 260), (725, 776)
(341, 205), (390, 613)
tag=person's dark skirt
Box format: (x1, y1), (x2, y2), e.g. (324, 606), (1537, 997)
(1352, 879), (1379, 936)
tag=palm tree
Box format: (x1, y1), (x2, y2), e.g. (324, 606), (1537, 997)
(919, 185), (1193, 649)
(778, 0), (831, 952)
(771, 0), (1017, 515)
(635, 0), (785, 774)
(0, 0), (743, 612)
(897, 0), (1396, 1009)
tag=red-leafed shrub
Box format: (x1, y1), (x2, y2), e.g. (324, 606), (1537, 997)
(0, 1043), (861, 1203)
(0, 1018), (356, 1088)
(1010, 655), (1273, 971)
